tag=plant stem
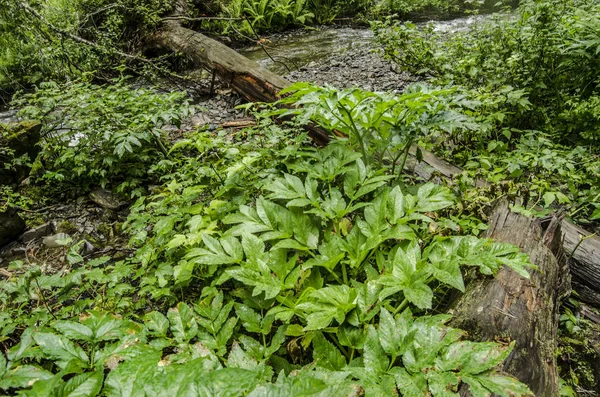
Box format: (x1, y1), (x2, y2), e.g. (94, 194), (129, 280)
(340, 106), (369, 165)
(393, 298), (408, 315)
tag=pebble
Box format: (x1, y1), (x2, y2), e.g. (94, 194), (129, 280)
(43, 233), (71, 248)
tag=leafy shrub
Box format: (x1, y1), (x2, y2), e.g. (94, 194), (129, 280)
(267, 82), (476, 175)
(373, 0), (600, 136)
(373, 0), (479, 19)
(0, 119), (534, 395)
(13, 78), (194, 196)
(221, 0), (314, 35)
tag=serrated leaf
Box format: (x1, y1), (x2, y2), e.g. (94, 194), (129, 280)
(60, 370), (103, 397)
(53, 322), (94, 342)
(144, 311), (169, 337)
(168, 303), (198, 343)
(0, 365), (53, 390)
(363, 325), (389, 375)
(390, 367), (428, 397)
(312, 332), (347, 371)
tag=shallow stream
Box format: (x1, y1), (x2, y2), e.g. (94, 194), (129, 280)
(240, 14), (490, 75)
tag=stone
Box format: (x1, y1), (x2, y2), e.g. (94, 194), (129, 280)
(89, 188), (124, 210)
(0, 121), (42, 184)
(21, 223), (53, 242)
(42, 233), (71, 248)
(0, 209), (26, 248)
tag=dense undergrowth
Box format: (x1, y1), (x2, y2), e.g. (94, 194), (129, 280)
(1, 0), (600, 394)
(373, 0), (600, 228)
(0, 0), (484, 97)
(1, 100), (536, 395)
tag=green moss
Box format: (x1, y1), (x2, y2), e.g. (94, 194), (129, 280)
(57, 220), (77, 234)
(0, 121), (41, 144)
(96, 223), (113, 239)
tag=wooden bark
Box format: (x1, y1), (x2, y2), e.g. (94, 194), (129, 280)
(405, 146), (600, 306)
(153, 21), (289, 103)
(560, 220), (600, 299)
(450, 201), (569, 396)
(151, 21), (332, 145)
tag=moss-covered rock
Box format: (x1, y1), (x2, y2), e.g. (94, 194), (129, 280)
(0, 121), (42, 184)
(0, 208), (25, 247)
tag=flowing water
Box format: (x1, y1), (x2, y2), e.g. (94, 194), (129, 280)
(240, 14), (491, 75)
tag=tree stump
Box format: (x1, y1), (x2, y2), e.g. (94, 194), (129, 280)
(450, 201), (570, 396)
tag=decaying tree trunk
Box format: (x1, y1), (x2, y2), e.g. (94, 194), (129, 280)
(450, 201), (570, 396)
(560, 220), (600, 305)
(153, 21), (290, 103)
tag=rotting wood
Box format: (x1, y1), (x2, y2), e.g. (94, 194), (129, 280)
(450, 200), (569, 396)
(152, 21), (290, 103)
(221, 119), (256, 128)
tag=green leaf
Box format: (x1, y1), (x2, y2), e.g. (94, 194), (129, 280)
(413, 184), (455, 213)
(464, 373), (533, 397)
(312, 332), (347, 371)
(363, 325), (389, 375)
(543, 192), (556, 208)
(168, 303), (198, 343)
(53, 321), (93, 342)
(296, 285), (357, 330)
(33, 332), (89, 369)
(144, 311), (169, 337)
(390, 367), (428, 397)
(185, 234), (243, 265)
(426, 371), (460, 396)
(0, 365), (53, 390)
(437, 341), (512, 375)
(378, 308), (414, 358)
(60, 370), (103, 397)
(103, 348), (162, 397)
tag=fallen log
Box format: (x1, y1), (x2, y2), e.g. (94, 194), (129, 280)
(450, 200), (569, 396)
(152, 21), (289, 104)
(560, 220), (600, 301)
(405, 146), (600, 307)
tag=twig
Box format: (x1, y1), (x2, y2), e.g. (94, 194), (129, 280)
(568, 232), (598, 262)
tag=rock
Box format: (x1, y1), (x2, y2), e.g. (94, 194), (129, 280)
(0, 121), (42, 184)
(21, 223), (53, 242)
(0, 209), (26, 248)
(42, 233), (71, 248)
(89, 188), (124, 210)
(83, 241), (95, 255)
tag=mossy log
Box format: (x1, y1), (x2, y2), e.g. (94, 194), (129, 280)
(450, 200), (570, 396)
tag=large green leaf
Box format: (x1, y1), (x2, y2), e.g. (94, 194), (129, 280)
(0, 365), (53, 390)
(103, 348), (162, 397)
(312, 332), (347, 371)
(33, 332), (89, 369)
(59, 370), (104, 397)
